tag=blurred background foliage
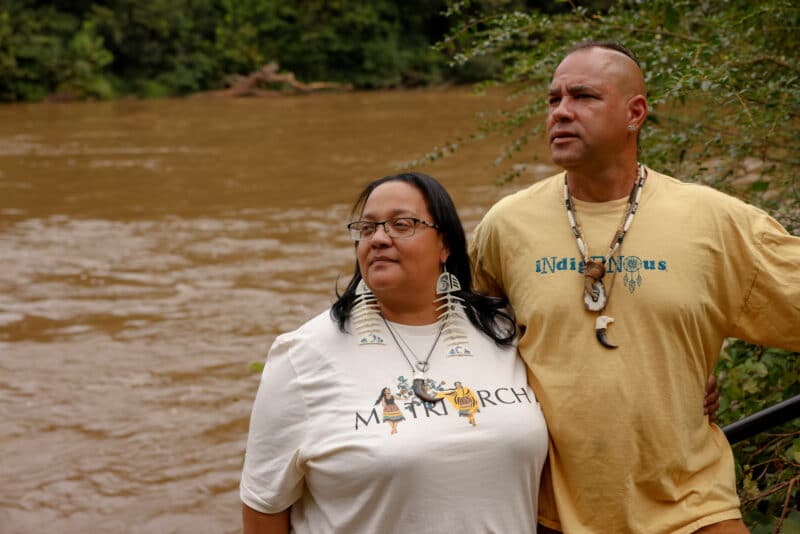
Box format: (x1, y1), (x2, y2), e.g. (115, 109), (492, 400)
(0, 0), (590, 100)
(0, 0), (517, 101)
(2, 0), (797, 529)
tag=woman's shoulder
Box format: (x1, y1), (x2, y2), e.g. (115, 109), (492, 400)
(259, 310), (357, 385)
(267, 309), (346, 358)
(274, 308), (343, 344)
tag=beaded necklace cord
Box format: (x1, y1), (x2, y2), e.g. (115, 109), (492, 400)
(563, 163), (648, 348)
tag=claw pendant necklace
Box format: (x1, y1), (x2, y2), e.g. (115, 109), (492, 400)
(563, 163), (647, 349)
(382, 316), (445, 403)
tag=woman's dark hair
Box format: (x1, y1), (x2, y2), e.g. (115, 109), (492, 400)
(330, 172), (516, 345)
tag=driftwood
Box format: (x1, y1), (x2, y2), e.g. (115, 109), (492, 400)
(200, 62), (352, 97)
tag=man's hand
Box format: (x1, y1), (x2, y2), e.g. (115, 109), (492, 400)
(704, 374), (721, 423)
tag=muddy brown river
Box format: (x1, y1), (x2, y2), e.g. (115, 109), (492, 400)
(0, 88), (554, 532)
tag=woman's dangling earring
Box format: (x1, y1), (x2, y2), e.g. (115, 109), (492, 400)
(353, 279), (384, 345)
(434, 264), (472, 357)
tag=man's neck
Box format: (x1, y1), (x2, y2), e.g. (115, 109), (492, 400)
(565, 161), (639, 202)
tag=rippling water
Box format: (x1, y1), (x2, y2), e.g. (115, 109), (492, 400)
(0, 88), (554, 532)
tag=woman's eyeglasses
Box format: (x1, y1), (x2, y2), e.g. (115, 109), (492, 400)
(347, 217), (438, 241)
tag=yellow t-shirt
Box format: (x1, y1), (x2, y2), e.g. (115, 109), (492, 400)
(469, 168), (800, 533)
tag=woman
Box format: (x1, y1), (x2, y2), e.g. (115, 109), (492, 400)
(240, 172), (549, 532)
(375, 386), (405, 435)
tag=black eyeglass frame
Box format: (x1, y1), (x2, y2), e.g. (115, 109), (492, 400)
(347, 217), (439, 241)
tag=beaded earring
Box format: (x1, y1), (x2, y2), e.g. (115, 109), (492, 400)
(434, 265), (472, 356)
(353, 279), (384, 345)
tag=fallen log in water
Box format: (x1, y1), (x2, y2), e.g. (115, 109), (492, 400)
(199, 62), (353, 97)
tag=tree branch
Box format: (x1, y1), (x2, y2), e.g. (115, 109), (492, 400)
(597, 23), (705, 43)
(734, 55), (800, 75)
(773, 477), (796, 534)
(742, 475), (800, 506)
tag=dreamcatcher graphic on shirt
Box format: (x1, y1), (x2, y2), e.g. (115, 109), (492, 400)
(623, 256), (644, 293)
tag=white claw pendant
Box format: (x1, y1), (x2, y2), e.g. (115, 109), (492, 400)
(595, 315), (618, 349)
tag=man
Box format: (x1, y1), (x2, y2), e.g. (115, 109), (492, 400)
(469, 42), (800, 533)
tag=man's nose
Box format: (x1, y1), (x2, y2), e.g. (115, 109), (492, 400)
(550, 97), (573, 121)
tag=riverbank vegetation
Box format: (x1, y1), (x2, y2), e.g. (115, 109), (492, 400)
(0, 0), (516, 102)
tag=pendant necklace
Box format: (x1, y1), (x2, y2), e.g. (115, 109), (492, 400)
(563, 163), (647, 349)
(381, 316), (444, 403)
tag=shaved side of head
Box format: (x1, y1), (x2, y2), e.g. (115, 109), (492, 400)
(561, 41), (646, 98)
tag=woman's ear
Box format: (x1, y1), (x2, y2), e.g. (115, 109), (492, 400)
(439, 241), (450, 265)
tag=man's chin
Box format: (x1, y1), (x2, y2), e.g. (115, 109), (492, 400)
(549, 150), (581, 169)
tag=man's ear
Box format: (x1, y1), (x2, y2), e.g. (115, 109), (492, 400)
(627, 94), (648, 128)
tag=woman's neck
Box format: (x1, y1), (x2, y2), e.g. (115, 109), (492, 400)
(379, 300), (439, 325)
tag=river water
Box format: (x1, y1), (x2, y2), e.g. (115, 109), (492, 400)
(0, 88), (554, 532)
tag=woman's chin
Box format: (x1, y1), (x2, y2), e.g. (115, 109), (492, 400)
(365, 277), (400, 296)
(365, 266), (400, 288)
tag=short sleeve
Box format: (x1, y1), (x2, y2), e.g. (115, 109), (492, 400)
(469, 215), (506, 298)
(732, 210), (800, 349)
(240, 335), (309, 513)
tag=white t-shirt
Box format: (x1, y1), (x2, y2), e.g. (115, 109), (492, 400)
(240, 309), (548, 533)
